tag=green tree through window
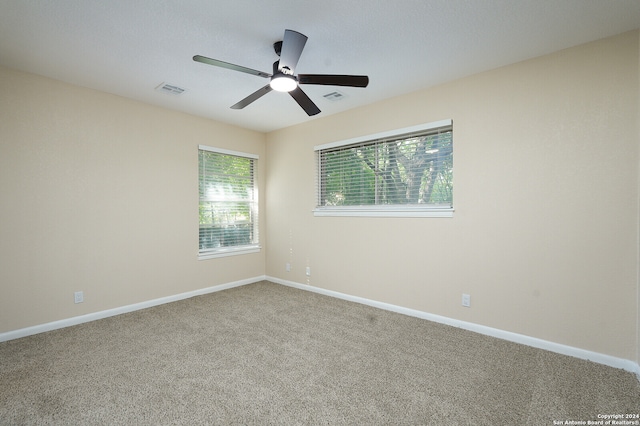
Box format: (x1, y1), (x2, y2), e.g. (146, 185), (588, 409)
(318, 125), (452, 209)
(198, 147), (259, 258)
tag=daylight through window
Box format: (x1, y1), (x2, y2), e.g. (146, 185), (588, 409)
(314, 120), (453, 217)
(198, 146), (259, 259)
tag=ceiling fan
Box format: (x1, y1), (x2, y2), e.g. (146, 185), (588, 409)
(193, 29), (369, 116)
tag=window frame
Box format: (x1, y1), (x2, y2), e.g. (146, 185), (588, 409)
(198, 145), (260, 260)
(313, 119), (453, 218)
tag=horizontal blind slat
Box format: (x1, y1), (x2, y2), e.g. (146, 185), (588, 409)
(317, 125), (452, 208)
(199, 148), (259, 253)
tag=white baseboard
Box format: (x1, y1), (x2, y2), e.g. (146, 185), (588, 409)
(2, 274), (638, 382)
(0, 275), (266, 343)
(267, 276), (640, 381)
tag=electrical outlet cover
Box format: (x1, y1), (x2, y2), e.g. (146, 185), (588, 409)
(462, 293), (470, 307)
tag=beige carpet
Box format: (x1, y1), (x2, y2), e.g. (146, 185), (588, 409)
(1, 281), (638, 425)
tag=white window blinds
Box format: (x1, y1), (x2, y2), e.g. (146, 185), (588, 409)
(198, 146), (259, 258)
(314, 120), (453, 217)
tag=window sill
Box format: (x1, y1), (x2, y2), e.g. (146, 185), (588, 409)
(313, 206), (454, 218)
(198, 245), (261, 260)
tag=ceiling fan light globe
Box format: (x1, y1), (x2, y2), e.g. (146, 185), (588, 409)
(270, 75), (297, 92)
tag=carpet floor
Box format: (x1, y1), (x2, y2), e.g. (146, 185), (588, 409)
(1, 281), (638, 425)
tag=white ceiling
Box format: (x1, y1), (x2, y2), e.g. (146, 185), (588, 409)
(1, 1), (639, 133)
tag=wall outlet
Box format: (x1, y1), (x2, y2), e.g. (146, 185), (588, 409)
(285, 263), (291, 272)
(74, 291), (84, 304)
(462, 293), (470, 307)
(305, 267), (311, 276)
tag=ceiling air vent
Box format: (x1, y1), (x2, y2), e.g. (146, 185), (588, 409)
(323, 91), (347, 102)
(155, 82), (186, 95)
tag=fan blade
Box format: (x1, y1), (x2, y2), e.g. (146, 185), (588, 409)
(193, 55), (271, 78)
(289, 87), (321, 116)
(298, 74), (369, 87)
(278, 30), (307, 74)
(231, 85), (273, 109)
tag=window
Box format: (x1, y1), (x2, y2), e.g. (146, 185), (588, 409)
(198, 146), (259, 259)
(314, 119), (453, 217)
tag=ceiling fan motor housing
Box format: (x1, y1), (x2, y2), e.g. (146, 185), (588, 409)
(273, 41), (283, 56)
(270, 61), (297, 92)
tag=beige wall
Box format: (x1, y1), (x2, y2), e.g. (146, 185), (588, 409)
(0, 66), (266, 333)
(265, 31), (640, 362)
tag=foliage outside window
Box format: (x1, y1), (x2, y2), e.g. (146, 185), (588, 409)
(198, 146), (259, 259)
(314, 120), (453, 217)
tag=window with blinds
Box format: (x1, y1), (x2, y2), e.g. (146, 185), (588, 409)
(198, 146), (259, 259)
(314, 120), (453, 217)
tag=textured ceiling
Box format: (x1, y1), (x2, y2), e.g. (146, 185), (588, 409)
(1, 0), (639, 132)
